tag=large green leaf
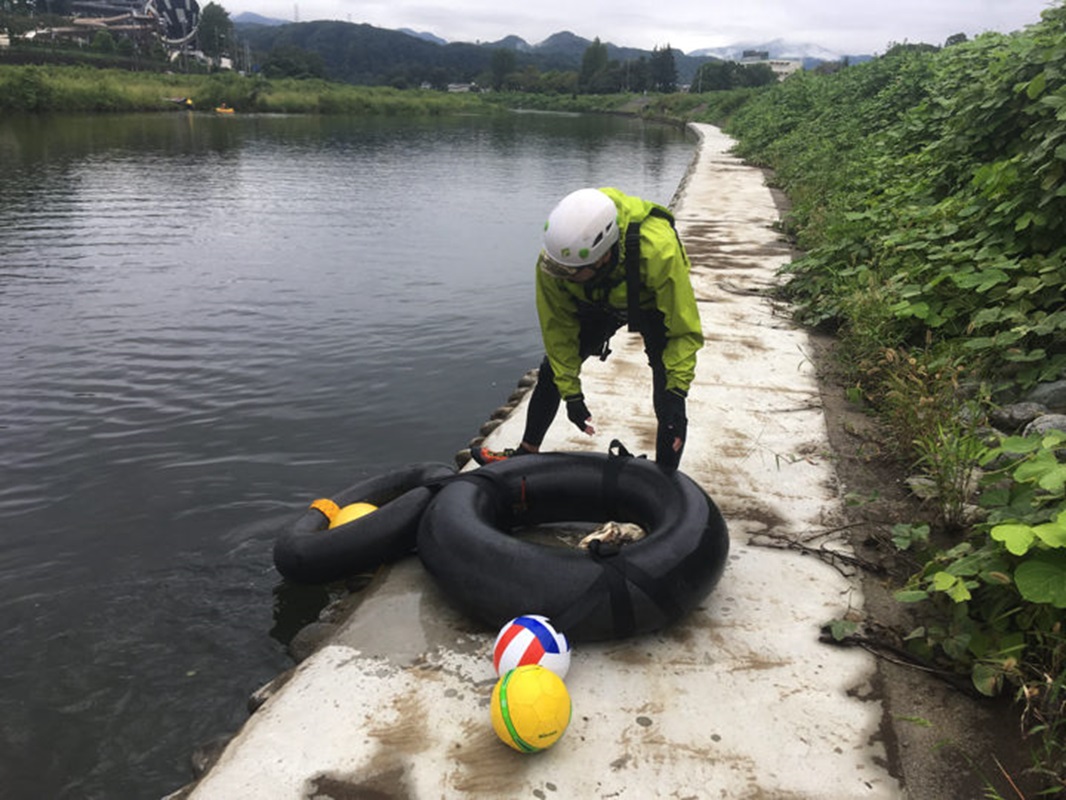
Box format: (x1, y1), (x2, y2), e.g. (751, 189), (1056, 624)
(1025, 71), (1047, 100)
(991, 523), (1036, 555)
(1013, 452), (1066, 494)
(971, 662), (1002, 697)
(1014, 552), (1066, 607)
(1032, 511), (1066, 548)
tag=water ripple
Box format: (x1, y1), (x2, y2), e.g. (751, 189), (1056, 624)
(0, 110), (697, 799)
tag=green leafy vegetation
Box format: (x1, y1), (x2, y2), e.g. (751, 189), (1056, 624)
(721, 6), (1066, 789)
(0, 65), (497, 113)
(234, 21), (704, 89)
(691, 60), (777, 91)
(726, 23), (1066, 389)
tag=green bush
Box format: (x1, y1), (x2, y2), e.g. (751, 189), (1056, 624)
(724, 6), (1066, 788)
(727, 7), (1066, 390)
(0, 65), (54, 111)
(0, 65), (496, 115)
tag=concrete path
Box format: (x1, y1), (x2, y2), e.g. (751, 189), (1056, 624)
(178, 124), (902, 799)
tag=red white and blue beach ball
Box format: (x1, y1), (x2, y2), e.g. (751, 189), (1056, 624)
(492, 615), (571, 679)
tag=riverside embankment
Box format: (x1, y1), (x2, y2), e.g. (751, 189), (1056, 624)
(169, 123), (1003, 799)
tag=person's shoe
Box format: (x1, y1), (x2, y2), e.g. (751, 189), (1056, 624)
(469, 445), (531, 466)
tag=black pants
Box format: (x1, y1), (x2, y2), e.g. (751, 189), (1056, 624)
(522, 306), (679, 464)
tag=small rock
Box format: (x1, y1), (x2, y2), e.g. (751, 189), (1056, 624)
(517, 369), (539, 388)
(1024, 380), (1066, 412)
(990, 402), (1048, 432)
(490, 404), (514, 420)
(1023, 414), (1066, 437)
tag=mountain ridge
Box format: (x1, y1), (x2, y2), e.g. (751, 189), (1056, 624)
(230, 13), (870, 61)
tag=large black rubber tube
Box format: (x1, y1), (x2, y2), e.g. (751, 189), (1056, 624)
(416, 452), (729, 642)
(274, 462), (455, 584)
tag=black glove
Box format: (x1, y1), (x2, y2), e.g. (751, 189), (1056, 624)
(656, 389), (688, 473)
(565, 394), (593, 434)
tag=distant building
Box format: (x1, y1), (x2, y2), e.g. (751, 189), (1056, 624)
(67, 0), (200, 48)
(71, 0), (144, 14)
(738, 51), (803, 79)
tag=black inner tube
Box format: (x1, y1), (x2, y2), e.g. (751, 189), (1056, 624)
(274, 462), (455, 585)
(417, 451), (729, 642)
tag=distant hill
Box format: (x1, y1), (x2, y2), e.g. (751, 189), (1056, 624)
(480, 34), (534, 53)
(234, 20), (720, 85)
(236, 20), (524, 84)
(232, 11), (287, 26)
(516, 30), (676, 68)
(233, 16), (865, 72)
(536, 30), (593, 59)
(398, 28), (447, 46)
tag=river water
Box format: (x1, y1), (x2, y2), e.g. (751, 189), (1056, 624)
(0, 109), (696, 799)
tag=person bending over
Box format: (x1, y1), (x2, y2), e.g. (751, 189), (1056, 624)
(471, 186), (703, 473)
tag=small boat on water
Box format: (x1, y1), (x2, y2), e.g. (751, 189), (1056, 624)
(214, 104), (235, 114)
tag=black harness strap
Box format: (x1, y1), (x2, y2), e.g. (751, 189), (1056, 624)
(587, 543), (637, 637)
(554, 536), (685, 639)
(624, 220), (642, 333)
(599, 438), (631, 510)
(553, 441), (682, 639)
(624, 206), (681, 334)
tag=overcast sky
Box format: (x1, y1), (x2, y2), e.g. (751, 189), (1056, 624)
(224, 0), (1058, 55)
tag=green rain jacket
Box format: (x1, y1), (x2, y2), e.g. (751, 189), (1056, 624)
(535, 187), (704, 399)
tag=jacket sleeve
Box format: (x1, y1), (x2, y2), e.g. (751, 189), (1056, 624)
(534, 266), (584, 399)
(642, 217), (704, 394)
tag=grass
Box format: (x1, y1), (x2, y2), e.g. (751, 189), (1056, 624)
(0, 65), (495, 115)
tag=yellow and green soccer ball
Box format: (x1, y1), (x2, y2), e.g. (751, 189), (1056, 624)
(490, 664), (571, 752)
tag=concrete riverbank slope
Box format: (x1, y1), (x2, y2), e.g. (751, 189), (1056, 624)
(175, 123), (902, 799)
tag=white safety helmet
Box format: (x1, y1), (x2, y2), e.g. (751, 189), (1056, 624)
(537, 188), (620, 278)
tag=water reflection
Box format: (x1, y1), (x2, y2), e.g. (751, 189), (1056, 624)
(0, 109), (695, 798)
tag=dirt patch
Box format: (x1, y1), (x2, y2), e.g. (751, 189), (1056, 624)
(805, 330), (1045, 799)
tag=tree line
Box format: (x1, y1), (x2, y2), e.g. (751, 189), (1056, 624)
(235, 20), (696, 90)
(241, 23), (781, 93)
(3, 0), (789, 92)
